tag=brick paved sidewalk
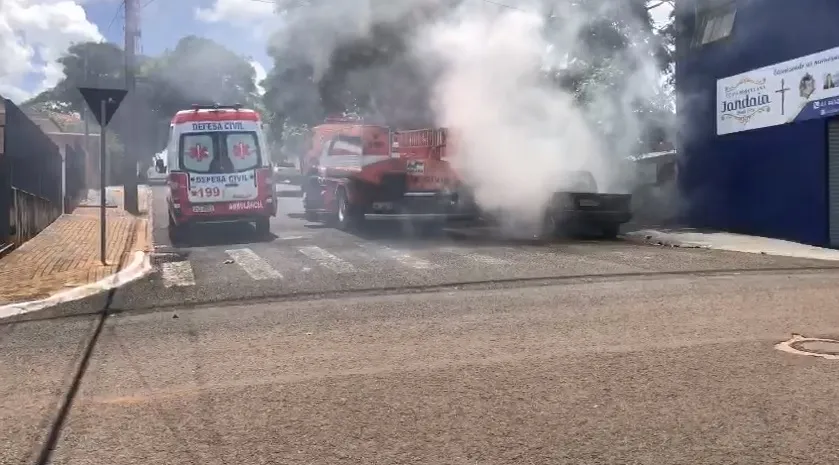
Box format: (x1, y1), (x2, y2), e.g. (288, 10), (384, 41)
(0, 187), (151, 305)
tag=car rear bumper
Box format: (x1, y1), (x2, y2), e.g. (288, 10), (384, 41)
(170, 198), (276, 224)
(176, 214), (270, 225)
(548, 192), (633, 227)
(556, 209), (632, 226)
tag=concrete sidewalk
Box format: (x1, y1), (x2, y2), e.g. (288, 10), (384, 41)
(625, 227), (839, 261)
(0, 187), (151, 307)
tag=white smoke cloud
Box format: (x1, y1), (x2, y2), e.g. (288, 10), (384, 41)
(269, 0), (669, 229)
(418, 4), (606, 223)
(0, 0), (102, 102)
(250, 59), (267, 95)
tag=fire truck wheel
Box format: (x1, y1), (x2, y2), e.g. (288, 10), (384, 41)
(335, 189), (353, 230)
(335, 188), (363, 231)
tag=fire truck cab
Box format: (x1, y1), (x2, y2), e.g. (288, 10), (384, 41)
(164, 104), (276, 240)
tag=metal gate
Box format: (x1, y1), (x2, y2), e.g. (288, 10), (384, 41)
(828, 118), (839, 246)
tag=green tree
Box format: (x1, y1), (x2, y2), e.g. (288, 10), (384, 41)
(141, 36), (261, 119)
(25, 41), (126, 113)
(23, 37), (261, 159)
(654, 1), (676, 87)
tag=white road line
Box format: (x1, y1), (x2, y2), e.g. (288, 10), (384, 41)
(160, 261), (196, 287)
(439, 246), (508, 265)
(360, 244), (438, 270)
(297, 246), (356, 273)
(225, 248), (283, 280)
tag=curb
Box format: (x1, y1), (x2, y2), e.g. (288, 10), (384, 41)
(623, 230), (707, 249)
(625, 229), (839, 261)
(0, 250), (152, 320)
(0, 187), (157, 320)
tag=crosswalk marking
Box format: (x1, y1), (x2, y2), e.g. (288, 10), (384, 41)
(297, 246), (356, 273)
(160, 261), (196, 287)
(155, 241), (550, 286)
(438, 246), (508, 265)
(225, 248), (283, 280)
(360, 244), (438, 270)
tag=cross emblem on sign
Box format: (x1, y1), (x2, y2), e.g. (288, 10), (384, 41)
(189, 144), (209, 161)
(232, 142), (251, 159)
(776, 78), (790, 115)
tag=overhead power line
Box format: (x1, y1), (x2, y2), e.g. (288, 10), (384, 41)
(105, 0), (125, 36)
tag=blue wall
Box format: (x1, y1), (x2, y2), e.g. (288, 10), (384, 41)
(676, 0), (839, 246)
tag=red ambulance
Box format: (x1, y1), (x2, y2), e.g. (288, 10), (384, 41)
(164, 104), (276, 239)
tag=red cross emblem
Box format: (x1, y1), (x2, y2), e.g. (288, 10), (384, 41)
(232, 142), (251, 159)
(189, 144), (209, 161)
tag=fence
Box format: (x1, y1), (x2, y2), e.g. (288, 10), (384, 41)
(0, 98), (86, 255)
(64, 141), (87, 212)
(7, 188), (63, 248)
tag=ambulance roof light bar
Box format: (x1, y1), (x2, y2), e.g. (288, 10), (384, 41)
(191, 103), (243, 112)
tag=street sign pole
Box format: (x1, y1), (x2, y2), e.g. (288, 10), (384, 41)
(78, 87), (128, 266)
(99, 98), (107, 265)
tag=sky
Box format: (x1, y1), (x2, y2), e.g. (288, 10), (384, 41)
(0, 0), (672, 104)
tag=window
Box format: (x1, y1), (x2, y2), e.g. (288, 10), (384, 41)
(328, 135), (364, 156)
(225, 132), (260, 172)
(181, 134), (215, 173)
(179, 131), (262, 173)
(693, 3), (736, 46)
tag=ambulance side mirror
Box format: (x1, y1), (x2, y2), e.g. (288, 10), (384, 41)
(155, 159), (166, 173)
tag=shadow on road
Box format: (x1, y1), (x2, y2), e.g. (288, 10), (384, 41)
(339, 221), (622, 247)
(168, 222), (279, 248)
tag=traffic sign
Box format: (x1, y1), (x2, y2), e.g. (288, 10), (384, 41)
(78, 86), (127, 264)
(78, 87), (127, 127)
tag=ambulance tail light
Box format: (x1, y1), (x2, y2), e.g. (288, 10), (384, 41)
(168, 172), (188, 200)
(256, 167), (274, 204)
(256, 167), (273, 188)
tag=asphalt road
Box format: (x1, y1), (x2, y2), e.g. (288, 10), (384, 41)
(115, 184), (839, 311)
(3, 184), (839, 464)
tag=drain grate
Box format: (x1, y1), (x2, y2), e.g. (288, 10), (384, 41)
(775, 334), (839, 359)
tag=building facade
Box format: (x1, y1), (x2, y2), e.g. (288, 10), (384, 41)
(676, 0), (839, 246)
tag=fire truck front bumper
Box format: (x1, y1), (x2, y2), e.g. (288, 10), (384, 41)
(364, 212), (476, 221)
(363, 191), (479, 222)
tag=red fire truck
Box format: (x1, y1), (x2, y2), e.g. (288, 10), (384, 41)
(301, 117), (478, 230)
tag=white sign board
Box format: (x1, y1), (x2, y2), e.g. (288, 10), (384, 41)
(178, 120), (260, 133)
(717, 45), (839, 135)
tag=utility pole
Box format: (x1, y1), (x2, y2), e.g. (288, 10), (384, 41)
(82, 49), (91, 187)
(123, 0), (141, 214)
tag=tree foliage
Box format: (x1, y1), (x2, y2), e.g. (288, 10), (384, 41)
(23, 36), (260, 158)
(26, 41), (126, 113)
(141, 36), (261, 119)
